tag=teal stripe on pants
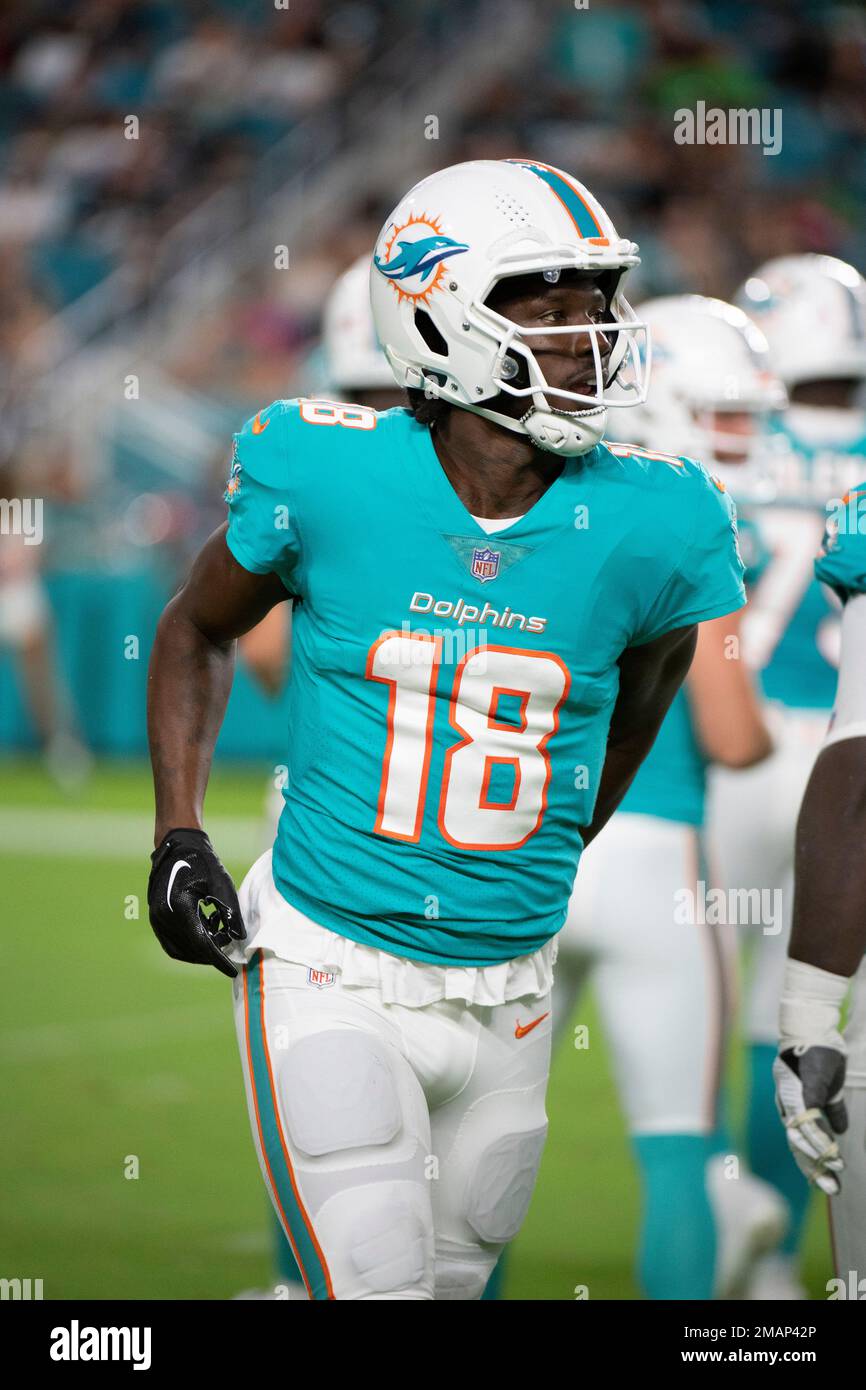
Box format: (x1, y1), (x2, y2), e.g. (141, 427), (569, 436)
(245, 951), (332, 1299)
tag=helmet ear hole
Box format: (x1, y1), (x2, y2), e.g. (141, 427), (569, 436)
(414, 309), (449, 357)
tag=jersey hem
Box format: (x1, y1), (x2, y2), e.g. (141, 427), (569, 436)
(271, 875), (561, 969)
(616, 803), (704, 828)
(225, 527), (297, 597)
(225, 527), (274, 575)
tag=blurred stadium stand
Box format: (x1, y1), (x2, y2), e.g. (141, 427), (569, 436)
(1, 0), (865, 754)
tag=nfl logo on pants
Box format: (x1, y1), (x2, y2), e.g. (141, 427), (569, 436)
(307, 967), (336, 989)
(471, 546), (500, 583)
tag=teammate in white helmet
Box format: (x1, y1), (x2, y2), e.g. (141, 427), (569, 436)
(705, 254), (866, 1298)
(557, 295), (786, 1299)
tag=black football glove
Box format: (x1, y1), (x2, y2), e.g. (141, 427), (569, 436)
(148, 828), (246, 979)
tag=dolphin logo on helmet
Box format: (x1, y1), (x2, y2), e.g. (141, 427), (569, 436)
(373, 212), (469, 307)
(375, 232), (469, 285)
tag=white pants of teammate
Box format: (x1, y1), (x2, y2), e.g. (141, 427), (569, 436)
(707, 708), (827, 1042)
(556, 813), (734, 1134)
(230, 854), (552, 1300)
(0, 576), (48, 647)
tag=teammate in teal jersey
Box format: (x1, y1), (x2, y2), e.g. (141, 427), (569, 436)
(145, 159), (744, 1300)
(705, 254), (866, 1298)
(556, 295), (784, 1300)
(775, 491), (866, 1294)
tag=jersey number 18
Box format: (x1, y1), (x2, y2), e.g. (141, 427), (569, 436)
(367, 632), (570, 851)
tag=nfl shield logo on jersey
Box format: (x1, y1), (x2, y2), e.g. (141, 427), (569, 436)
(471, 546), (500, 583)
(307, 967), (336, 989)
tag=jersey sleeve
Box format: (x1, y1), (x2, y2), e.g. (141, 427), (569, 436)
(224, 401), (302, 594)
(632, 464), (746, 645)
(814, 488), (866, 602)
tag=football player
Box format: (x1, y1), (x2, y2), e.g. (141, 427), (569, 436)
(146, 158), (745, 1300)
(707, 255), (866, 1296)
(775, 493), (866, 1290)
(556, 295), (786, 1300)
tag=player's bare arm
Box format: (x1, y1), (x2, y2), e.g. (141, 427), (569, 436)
(581, 623), (698, 846)
(789, 737), (866, 978)
(148, 523), (286, 843)
(146, 523), (287, 978)
(687, 609), (773, 769)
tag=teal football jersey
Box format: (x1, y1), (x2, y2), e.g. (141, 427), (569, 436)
(745, 419), (866, 709)
(225, 400), (745, 966)
(815, 484), (866, 601)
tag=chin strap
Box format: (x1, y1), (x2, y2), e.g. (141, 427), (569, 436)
(522, 404), (607, 456)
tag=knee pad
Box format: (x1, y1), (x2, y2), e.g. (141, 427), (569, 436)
(464, 1124), (548, 1244)
(315, 1183), (432, 1297)
(435, 1249), (493, 1301)
(349, 1192), (428, 1294)
(281, 1030), (401, 1158)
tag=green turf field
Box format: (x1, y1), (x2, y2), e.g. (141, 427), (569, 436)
(0, 758), (830, 1300)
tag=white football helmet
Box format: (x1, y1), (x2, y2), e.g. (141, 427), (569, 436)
(323, 254), (396, 392)
(737, 254), (866, 450)
(737, 254), (866, 388)
(606, 295), (786, 494)
(369, 158), (649, 456)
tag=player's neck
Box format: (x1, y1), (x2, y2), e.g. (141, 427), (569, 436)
(429, 409), (564, 519)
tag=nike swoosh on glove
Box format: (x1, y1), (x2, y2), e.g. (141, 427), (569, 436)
(148, 828), (246, 979)
(773, 1045), (848, 1195)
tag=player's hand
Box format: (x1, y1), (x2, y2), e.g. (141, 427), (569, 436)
(773, 1045), (847, 1195)
(148, 828), (246, 979)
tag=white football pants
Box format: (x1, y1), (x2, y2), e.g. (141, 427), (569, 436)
(232, 949), (552, 1300)
(707, 709), (827, 1042)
